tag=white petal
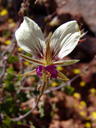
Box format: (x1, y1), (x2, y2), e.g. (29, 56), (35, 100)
(50, 21), (81, 59)
(15, 17), (45, 58)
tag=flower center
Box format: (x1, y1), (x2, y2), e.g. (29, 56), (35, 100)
(36, 65), (58, 79)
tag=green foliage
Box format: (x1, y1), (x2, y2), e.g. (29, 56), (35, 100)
(8, 56), (18, 64)
(5, 73), (15, 81)
(0, 95), (14, 115)
(4, 67), (15, 92)
(49, 91), (55, 97)
(33, 89), (40, 95)
(39, 102), (45, 118)
(4, 81), (15, 92)
(17, 73), (22, 81)
(50, 103), (56, 117)
(33, 75), (39, 81)
(7, 67), (15, 74)
(17, 92), (28, 102)
(52, 103), (56, 110)
(62, 86), (75, 95)
(2, 30), (11, 37)
(1, 116), (12, 128)
(29, 121), (36, 128)
(0, 115), (21, 128)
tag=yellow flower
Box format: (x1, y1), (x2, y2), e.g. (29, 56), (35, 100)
(73, 92), (81, 100)
(85, 122), (91, 128)
(79, 111), (86, 117)
(0, 37), (2, 41)
(18, 47), (23, 52)
(73, 68), (80, 74)
(0, 9), (8, 16)
(92, 112), (96, 119)
(30, 64), (33, 68)
(8, 19), (13, 23)
(79, 105), (83, 109)
(9, 22), (16, 28)
(80, 101), (87, 107)
(5, 40), (11, 45)
(51, 82), (59, 87)
(24, 61), (29, 66)
(86, 116), (90, 121)
(90, 88), (96, 95)
(80, 81), (86, 87)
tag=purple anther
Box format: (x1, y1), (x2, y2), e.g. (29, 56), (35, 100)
(45, 65), (58, 78)
(36, 65), (58, 79)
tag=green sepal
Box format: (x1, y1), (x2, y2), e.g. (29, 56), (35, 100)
(53, 59), (79, 66)
(18, 53), (44, 65)
(21, 69), (36, 76)
(57, 71), (69, 81)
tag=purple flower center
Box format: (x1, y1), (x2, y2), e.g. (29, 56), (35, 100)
(36, 65), (58, 79)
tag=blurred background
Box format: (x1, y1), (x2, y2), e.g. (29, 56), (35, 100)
(0, 0), (96, 128)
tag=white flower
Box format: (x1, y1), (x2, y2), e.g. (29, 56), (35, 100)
(15, 17), (82, 95)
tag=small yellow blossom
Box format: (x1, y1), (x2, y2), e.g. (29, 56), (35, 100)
(18, 47), (23, 52)
(86, 116), (90, 121)
(92, 112), (96, 119)
(51, 82), (59, 87)
(9, 22), (16, 28)
(80, 81), (86, 87)
(73, 68), (80, 74)
(0, 37), (2, 41)
(8, 19), (13, 23)
(24, 61), (29, 66)
(56, 66), (64, 71)
(80, 101), (87, 107)
(90, 88), (96, 95)
(30, 64), (33, 68)
(5, 40), (11, 45)
(79, 105), (83, 109)
(0, 9), (8, 16)
(85, 122), (91, 128)
(73, 92), (81, 100)
(79, 111), (86, 117)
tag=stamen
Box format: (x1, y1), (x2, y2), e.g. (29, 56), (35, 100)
(36, 65), (58, 79)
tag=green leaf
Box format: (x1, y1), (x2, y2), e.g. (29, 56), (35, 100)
(7, 67), (15, 74)
(2, 30), (11, 37)
(62, 86), (75, 95)
(50, 111), (54, 117)
(52, 103), (56, 110)
(49, 91), (55, 97)
(39, 102), (45, 118)
(17, 73), (22, 81)
(4, 81), (15, 92)
(8, 56), (18, 64)
(3, 116), (12, 128)
(1, 95), (14, 115)
(5, 74), (15, 81)
(17, 92), (28, 102)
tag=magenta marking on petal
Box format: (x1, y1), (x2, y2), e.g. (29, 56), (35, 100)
(36, 65), (58, 78)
